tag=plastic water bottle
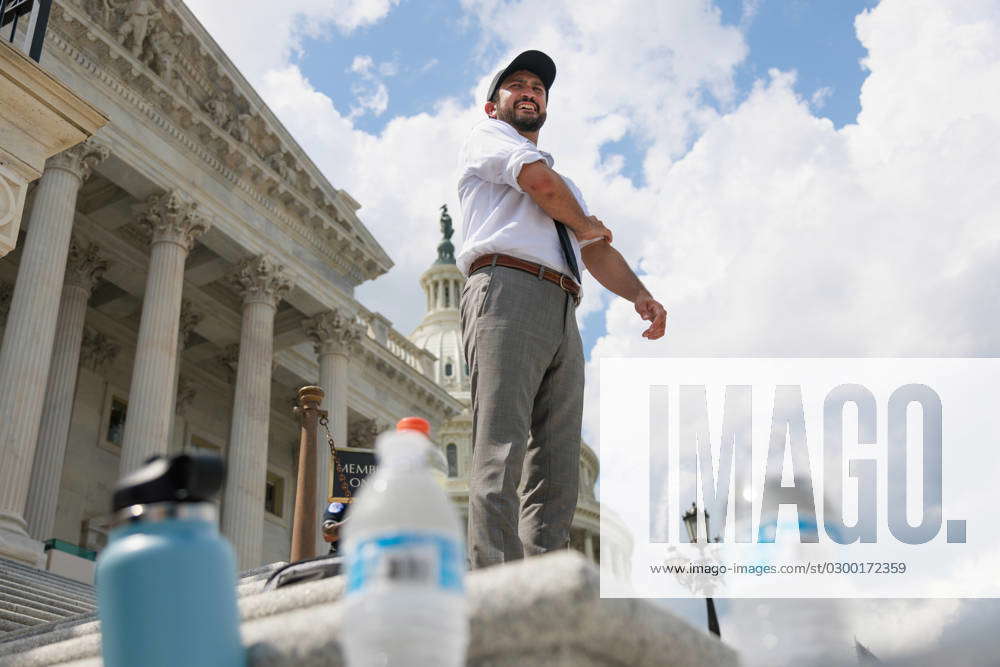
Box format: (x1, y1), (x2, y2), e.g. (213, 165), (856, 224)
(341, 417), (468, 667)
(95, 455), (244, 667)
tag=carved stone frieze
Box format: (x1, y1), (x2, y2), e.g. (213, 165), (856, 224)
(114, 0), (161, 60)
(203, 97), (231, 128)
(266, 152), (290, 181)
(46, 139), (110, 182)
(64, 237), (110, 292)
(229, 255), (291, 307)
(51, 2), (391, 284)
(145, 26), (184, 92)
(80, 327), (121, 375)
(303, 309), (365, 357)
(348, 416), (386, 450)
(138, 190), (210, 250)
(225, 112), (253, 145)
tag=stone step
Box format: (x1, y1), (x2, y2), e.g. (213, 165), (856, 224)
(0, 618), (26, 634)
(0, 578), (95, 607)
(0, 561), (94, 595)
(0, 607), (49, 631)
(0, 557), (99, 639)
(0, 577), (95, 610)
(0, 579), (94, 607)
(0, 572), (95, 601)
(0, 581), (94, 614)
(0, 576), (94, 603)
(0, 561), (287, 647)
(0, 587), (93, 619)
(0, 613), (99, 657)
(0, 558), (94, 596)
(0, 599), (63, 624)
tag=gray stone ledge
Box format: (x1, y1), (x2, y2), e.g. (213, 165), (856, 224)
(0, 551), (738, 667)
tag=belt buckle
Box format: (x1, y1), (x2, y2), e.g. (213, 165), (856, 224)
(559, 274), (582, 307)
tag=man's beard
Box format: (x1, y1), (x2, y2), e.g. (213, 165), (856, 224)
(497, 103), (547, 132)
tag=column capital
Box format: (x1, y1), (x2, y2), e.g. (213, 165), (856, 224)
(45, 139), (110, 183)
(178, 299), (203, 348)
(230, 255), (291, 307)
(303, 308), (365, 357)
(138, 190), (211, 251)
(64, 237), (110, 293)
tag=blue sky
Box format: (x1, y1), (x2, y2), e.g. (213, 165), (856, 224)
(285, 0), (882, 360)
(297, 0), (877, 133)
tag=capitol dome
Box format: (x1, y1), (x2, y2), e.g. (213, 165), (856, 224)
(409, 207), (469, 401)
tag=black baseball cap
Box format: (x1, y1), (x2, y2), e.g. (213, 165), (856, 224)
(486, 50), (556, 103)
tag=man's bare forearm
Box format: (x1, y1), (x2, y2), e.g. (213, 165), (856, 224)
(517, 160), (594, 236)
(581, 242), (649, 302)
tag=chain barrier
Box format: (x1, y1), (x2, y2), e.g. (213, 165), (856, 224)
(319, 414), (352, 502)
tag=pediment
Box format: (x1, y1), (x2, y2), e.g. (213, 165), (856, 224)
(49, 0), (392, 284)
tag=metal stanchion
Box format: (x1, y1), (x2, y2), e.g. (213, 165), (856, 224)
(289, 385), (325, 562)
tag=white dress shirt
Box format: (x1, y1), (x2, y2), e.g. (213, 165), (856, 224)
(456, 118), (591, 278)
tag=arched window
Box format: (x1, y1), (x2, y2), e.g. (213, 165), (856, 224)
(444, 360), (453, 377)
(443, 283), (450, 308)
(446, 443), (458, 478)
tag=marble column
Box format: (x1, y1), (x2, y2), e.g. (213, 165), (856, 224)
(221, 256), (290, 570)
(303, 309), (363, 555)
(584, 532), (595, 562)
(0, 141), (108, 564)
(24, 239), (109, 541)
(168, 300), (202, 450)
(119, 191), (209, 475)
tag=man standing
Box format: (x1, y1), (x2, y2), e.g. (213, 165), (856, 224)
(457, 50), (667, 569)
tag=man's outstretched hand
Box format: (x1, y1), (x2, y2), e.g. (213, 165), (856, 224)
(635, 291), (667, 340)
(576, 215), (613, 244)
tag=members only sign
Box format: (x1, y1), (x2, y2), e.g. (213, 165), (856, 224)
(330, 451), (377, 502)
(598, 358), (1000, 598)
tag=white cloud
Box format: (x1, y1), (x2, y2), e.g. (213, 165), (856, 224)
(348, 54), (392, 117)
(741, 0), (763, 27)
(810, 85), (833, 109)
(350, 54), (375, 75)
(184, 0), (401, 82)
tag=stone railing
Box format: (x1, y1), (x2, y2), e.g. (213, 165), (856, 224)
(385, 329), (434, 376)
(355, 306), (436, 379)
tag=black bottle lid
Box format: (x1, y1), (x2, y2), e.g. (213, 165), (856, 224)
(112, 454), (226, 512)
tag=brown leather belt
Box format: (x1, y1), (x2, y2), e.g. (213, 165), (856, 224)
(469, 253), (581, 304)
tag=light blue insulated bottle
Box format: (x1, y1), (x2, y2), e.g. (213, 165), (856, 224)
(96, 455), (245, 667)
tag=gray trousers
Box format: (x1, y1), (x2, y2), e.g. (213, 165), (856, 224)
(461, 263), (584, 569)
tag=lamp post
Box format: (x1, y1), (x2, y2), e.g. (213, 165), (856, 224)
(682, 501), (721, 638)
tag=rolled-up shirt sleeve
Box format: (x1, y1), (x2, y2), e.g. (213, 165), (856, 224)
(462, 122), (550, 192)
